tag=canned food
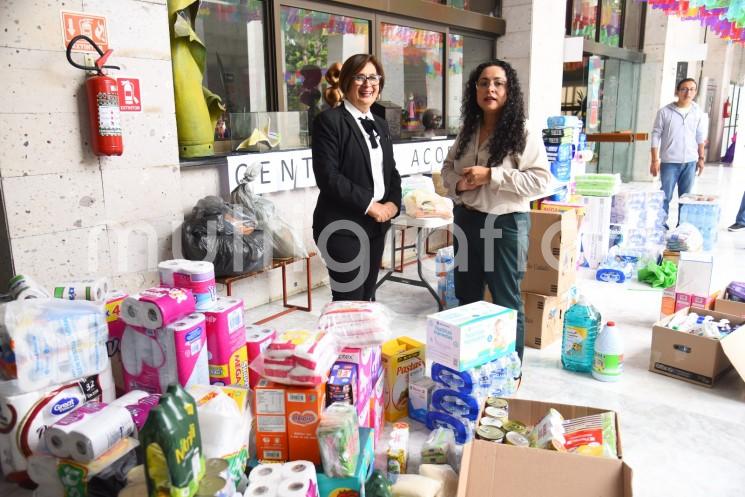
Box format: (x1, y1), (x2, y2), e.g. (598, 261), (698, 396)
(479, 416), (503, 428)
(484, 406), (508, 420)
(476, 425), (504, 442)
(205, 458), (230, 478)
(486, 397), (509, 411)
(501, 420), (529, 435)
(197, 475), (233, 497)
(505, 431), (530, 447)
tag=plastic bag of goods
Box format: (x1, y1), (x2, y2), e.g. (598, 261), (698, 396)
(182, 195), (268, 277)
(562, 411), (618, 458)
(317, 301), (391, 346)
(250, 329), (339, 385)
(317, 402), (360, 478)
(403, 190), (453, 219)
(0, 299), (108, 392)
(230, 164), (308, 259)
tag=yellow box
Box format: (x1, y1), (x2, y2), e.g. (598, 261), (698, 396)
(381, 337), (425, 422)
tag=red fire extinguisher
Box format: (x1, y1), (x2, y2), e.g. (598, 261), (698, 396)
(723, 97), (731, 119)
(66, 35), (123, 156)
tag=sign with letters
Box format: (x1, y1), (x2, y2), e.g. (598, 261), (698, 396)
(226, 139), (454, 194)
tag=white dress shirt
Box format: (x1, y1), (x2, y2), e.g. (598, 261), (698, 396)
(344, 99), (385, 213)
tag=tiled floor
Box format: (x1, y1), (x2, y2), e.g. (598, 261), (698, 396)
(3, 164), (745, 496)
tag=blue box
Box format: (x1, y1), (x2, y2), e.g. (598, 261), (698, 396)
(317, 428), (374, 497)
(550, 160), (571, 182)
(326, 362), (358, 407)
(545, 143), (573, 162)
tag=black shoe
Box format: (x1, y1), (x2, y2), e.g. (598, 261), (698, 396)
(728, 223), (745, 232)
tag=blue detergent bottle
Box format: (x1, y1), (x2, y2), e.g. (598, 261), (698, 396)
(561, 295), (602, 372)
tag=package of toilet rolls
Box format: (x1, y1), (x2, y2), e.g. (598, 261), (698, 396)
(0, 298), (109, 392)
(52, 277), (111, 301)
(247, 460), (320, 497)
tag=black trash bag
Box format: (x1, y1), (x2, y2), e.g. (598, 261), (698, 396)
(182, 195), (268, 277)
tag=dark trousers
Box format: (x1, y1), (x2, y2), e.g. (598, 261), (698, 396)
(453, 206), (530, 362)
(315, 230), (387, 301)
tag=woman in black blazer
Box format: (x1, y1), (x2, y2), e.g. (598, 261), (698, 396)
(312, 54), (402, 301)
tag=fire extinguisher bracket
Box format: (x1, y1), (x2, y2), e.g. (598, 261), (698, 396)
(66, 35), (123, 156)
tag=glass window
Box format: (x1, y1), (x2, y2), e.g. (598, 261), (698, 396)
(571, 0), (598, 41)
(447, 33), (494, 133)
(197, 0), (268, 149)
(380, 23), (444, 136)
(599, 0), (622, 47)
(279, 6), (370, 115)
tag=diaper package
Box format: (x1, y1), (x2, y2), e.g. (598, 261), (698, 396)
(251, 329), (338, 386)
(318, 301), (391, 346)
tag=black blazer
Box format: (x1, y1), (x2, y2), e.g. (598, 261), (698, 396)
(311, 105), (402, 239)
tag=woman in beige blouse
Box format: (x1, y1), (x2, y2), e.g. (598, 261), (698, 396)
(441, 60), (551, 362)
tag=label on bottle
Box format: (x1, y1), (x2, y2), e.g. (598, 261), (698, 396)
(563, 325), (588, 356)
(593, 352), (623, 376)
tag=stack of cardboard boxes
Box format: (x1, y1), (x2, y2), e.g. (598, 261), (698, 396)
(519, 210), (580, 349)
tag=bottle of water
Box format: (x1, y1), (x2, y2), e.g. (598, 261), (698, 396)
(592, 321), (624, 382)
(561, 295), (602, 372)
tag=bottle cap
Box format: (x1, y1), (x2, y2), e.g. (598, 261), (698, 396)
(607, 321), (616, 326)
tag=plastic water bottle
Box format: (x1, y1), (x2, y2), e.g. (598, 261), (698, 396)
(561, 296), (602, 372)
(592, 321), (624, 382)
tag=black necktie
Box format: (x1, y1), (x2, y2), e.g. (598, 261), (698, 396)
(359, 117), (379, 149)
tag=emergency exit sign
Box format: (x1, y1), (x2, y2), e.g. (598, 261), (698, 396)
(117, 78), (141, 112)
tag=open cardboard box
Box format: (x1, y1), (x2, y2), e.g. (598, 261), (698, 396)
(521, 210), (578, 296)
(457, 398), (633, 497)
(714, 295), (745, 318)
(649, 308), (745, 387)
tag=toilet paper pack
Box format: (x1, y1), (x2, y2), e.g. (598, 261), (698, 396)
(205, 297), (249, 387)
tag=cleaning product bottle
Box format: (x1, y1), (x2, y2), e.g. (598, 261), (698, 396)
(592, 321), (623, 382)
(561, 296), (601, 372)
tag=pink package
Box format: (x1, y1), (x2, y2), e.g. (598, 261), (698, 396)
(338, 346), (381, 404)
(357, 391), (371, 427)
(267, 329), (319, 358)
(105, 292), (128, 396)
(294, 331), (335, 370)
(137, 287), (195, 329)
(204, 297), (249, 387)
(164, 313), (210, 388)
(369, 367), (384, 446)
(119, 394), (160, 430)
(121, 326), (167, 394)
(246, 326), (276, 388)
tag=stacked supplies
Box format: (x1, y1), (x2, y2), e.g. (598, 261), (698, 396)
(0, 299), (109, 392)
(119, 287), (209, 394)
(544, 115), (584, 190)
(328, 346), (382, 437)
(246, 461), (320, 497)
(435, 246), (458, 309)
(609, 190), (666, 263)
(317, 301), (391, 346)
(679, 193), (721, 251)
(251, 329), (338, 385)
(575, 173), (621, 197)
(665, 223), (704, 252)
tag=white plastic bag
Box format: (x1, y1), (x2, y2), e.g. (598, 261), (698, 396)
(403, 190), (453, 219)
(317, 301), (391, 346)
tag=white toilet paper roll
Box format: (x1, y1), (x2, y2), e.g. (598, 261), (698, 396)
(44, 401), (108, 458)
(249, 463), (284, 484)
(69, 404), (135, 462)
(110, 390), (149, 407)
(9, 274), (50, 300)
(245, 481), (278, 497)
(27, 455), (64, 497)
(158, 259), (189, 287)
(121, 295), (144, 327)
(15, 287), (50, 300)
(53, 278), (110, 301)
(280, 460), (316, 482)
(277, 478), (316, 497)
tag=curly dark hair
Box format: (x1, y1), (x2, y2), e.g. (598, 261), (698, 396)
(455, 60), (526, 166)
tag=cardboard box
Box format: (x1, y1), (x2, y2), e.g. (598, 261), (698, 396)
(521, 210), (579, 296)
(649, 308), (745, 387)
(427, 301), (516, 371)
(254, 380), (288, 462)
(317, 427), (374, 497)
(253, 380), (325, 464)
(660, 286), (677, 319)
(337, 346), (381, 405)
(327, 362), (358, 406)
(457, 398), (632, 497)
(715, 297), (745, 317)
(285, 383), (325, 464)
(522, 292), (567, 349)
(381, 337), (425, 422)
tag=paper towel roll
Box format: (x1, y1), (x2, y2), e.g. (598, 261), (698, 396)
(280, 461), (316, 483)
(277, 478), (316, 497)
(9, 274), (50, 299)
(121, 295), (144, 327)
(69, 404), (135, 462)
(163, 313), (209, 388)
(111, 390), (149, 407)
(53, 278), (110, 301)
(44, 401), (108, 458)
(158, 259), (189, 286)
(245, 481), (278, 497)
(139, 287), (195, 328)
(249, 463), (284, 484)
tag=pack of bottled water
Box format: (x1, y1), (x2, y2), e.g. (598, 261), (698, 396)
(435, 247), (458, 309)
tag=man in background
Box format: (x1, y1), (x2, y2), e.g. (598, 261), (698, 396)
(650, 78), (708, 227)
